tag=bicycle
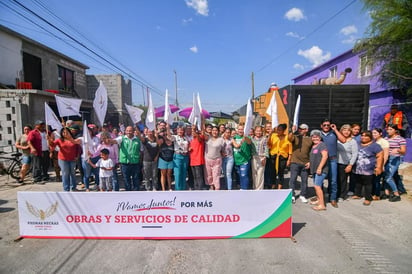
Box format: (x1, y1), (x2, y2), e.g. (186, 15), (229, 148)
(0, 152), (22, 180)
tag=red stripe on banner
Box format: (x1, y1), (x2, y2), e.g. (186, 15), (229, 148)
(134, 207), (176, 211)
(21, 235), (232, 240)
(260, 217), (292, 238)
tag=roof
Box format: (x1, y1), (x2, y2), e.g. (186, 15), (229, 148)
(0, 25), (89, 69)
(292, 48), (357, 81)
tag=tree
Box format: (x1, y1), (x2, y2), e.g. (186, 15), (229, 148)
(354, 0), (412, 96)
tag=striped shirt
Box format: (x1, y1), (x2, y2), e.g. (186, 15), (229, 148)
(385, 135), (406, 157)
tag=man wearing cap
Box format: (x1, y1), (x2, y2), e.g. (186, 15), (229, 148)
(27, 120), (45, 183)
(288, 124), (312, 203)
(383, 104), (409, 137)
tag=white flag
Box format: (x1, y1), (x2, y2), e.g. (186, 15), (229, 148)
(292, 95), (301, 127)
(164, 89), (173, 125)
(82, 120), (95, 160)
(125, 104), (143, 125)
(244, 98), (253, 137)
(266, 92), (278, 129)
(188, 93), (202, 130)
(145, 91), (156, 131)
(55, 95), (82, 117)
(44, 102), (62, 132)
(93, 80), (108, 127)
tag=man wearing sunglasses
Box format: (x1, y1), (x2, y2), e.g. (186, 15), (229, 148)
(320, 119), (346, 208)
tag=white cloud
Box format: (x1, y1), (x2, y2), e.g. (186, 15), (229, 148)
(185, 0), (209, 16)
(298, 46), (331, 67)
(293, 63), (304, 70)
(284, 8), (305, 22)
(182, 17), (193, 24)
(340, 25), (358, 36)
(286, 31), (304, 39)
(190, 45), (198, 53)
(342, 35), (357, 44)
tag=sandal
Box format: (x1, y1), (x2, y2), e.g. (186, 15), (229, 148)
(309, 199), (319, 205)
(363, 200), (371, 206)
(351, 195), (362, 200)
(312, 205), (326, 211)
(372, 195), (380, 201)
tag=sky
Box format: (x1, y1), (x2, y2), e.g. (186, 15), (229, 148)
(0, 0), (371, 113)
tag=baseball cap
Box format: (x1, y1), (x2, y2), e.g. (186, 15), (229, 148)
(88, 124), (97, 129)
(35, 120), (45, 125)
(70, 124), (80, 131)
(299, 124), (309, 130)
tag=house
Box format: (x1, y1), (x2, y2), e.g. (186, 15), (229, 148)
(0, 25), (132, 151)
(293, 48), (411, 162)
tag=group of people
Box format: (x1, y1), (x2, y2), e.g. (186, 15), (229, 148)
(14, 106), (408, 210)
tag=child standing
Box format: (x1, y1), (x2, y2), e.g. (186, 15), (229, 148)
(88, 148), (113, 191)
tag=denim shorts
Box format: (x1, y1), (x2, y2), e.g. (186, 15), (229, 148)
(313, 173), (327, 186)
(158, 158), (173, 169)
(22, 155), (31, 164)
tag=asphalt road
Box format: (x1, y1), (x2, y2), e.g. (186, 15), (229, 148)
(0, 172), (411, 274)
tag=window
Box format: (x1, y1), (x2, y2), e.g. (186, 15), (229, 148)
(6, 101), (10, 108)
(58, 65), (74, 91)
(23, 52), (43, 90)
(7, 127), (11, 134)
(329, 66), (337, 78)
(6, 114), (11, 121)
(359, 55), (372, 77)
(12, 107), (15, 114)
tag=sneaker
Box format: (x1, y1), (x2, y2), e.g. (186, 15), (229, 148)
(338, 198), (344, 202)
(292, 196), (296, 204)
(347, 191), (354, 196)
(389, 195), (401, 202)
(299, 196), (308, 203)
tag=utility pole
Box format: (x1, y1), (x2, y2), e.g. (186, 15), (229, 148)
(174, 70), (178, 107)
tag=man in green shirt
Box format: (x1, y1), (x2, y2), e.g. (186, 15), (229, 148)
(114, 126), (142, 191)
(232, 125), (252, 190)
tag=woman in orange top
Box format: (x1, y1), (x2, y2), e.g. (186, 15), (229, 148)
(267, 124), (292, 189)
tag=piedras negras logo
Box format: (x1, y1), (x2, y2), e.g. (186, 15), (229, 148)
(26, 201), (58, 220)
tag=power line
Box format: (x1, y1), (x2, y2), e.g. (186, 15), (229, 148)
(30, 0), (168, 100)
(256, 0), (357, 73)
(10, 0), (168, 100)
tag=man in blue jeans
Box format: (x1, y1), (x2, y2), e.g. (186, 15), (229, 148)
(319, 119), (346, 208)
(288, 124), (312, 203)
(112, 126), (142, 191)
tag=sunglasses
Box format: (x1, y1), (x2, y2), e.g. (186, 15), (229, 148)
(322, 124), (331, 127)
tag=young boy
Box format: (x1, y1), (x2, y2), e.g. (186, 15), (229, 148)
(88, 148), (114, 191)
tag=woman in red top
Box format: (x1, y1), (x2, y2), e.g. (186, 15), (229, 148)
(50, 127), (80, 191)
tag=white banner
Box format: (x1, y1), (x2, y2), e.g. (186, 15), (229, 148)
(93, 80), (108, 127)
(145, 91), (156, 131)
(18, 190), (292, 239)
(292, 95), (301, 127)
(164, 89), (173, 125)
(44, 102), (62, 132)
(244, 98), (253, 136)
(55, 95), (82, 117)
(188, 93), (202, 130)
(266, 92), (278, 129)
(125, 104), (143, 125)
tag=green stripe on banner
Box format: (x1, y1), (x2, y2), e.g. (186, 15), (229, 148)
(232, 192), (292, 239)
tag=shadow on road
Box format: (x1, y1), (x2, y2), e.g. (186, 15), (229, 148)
(292, 222), (306, 236)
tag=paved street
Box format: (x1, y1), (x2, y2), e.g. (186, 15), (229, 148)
(0, 166), (411, 274)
